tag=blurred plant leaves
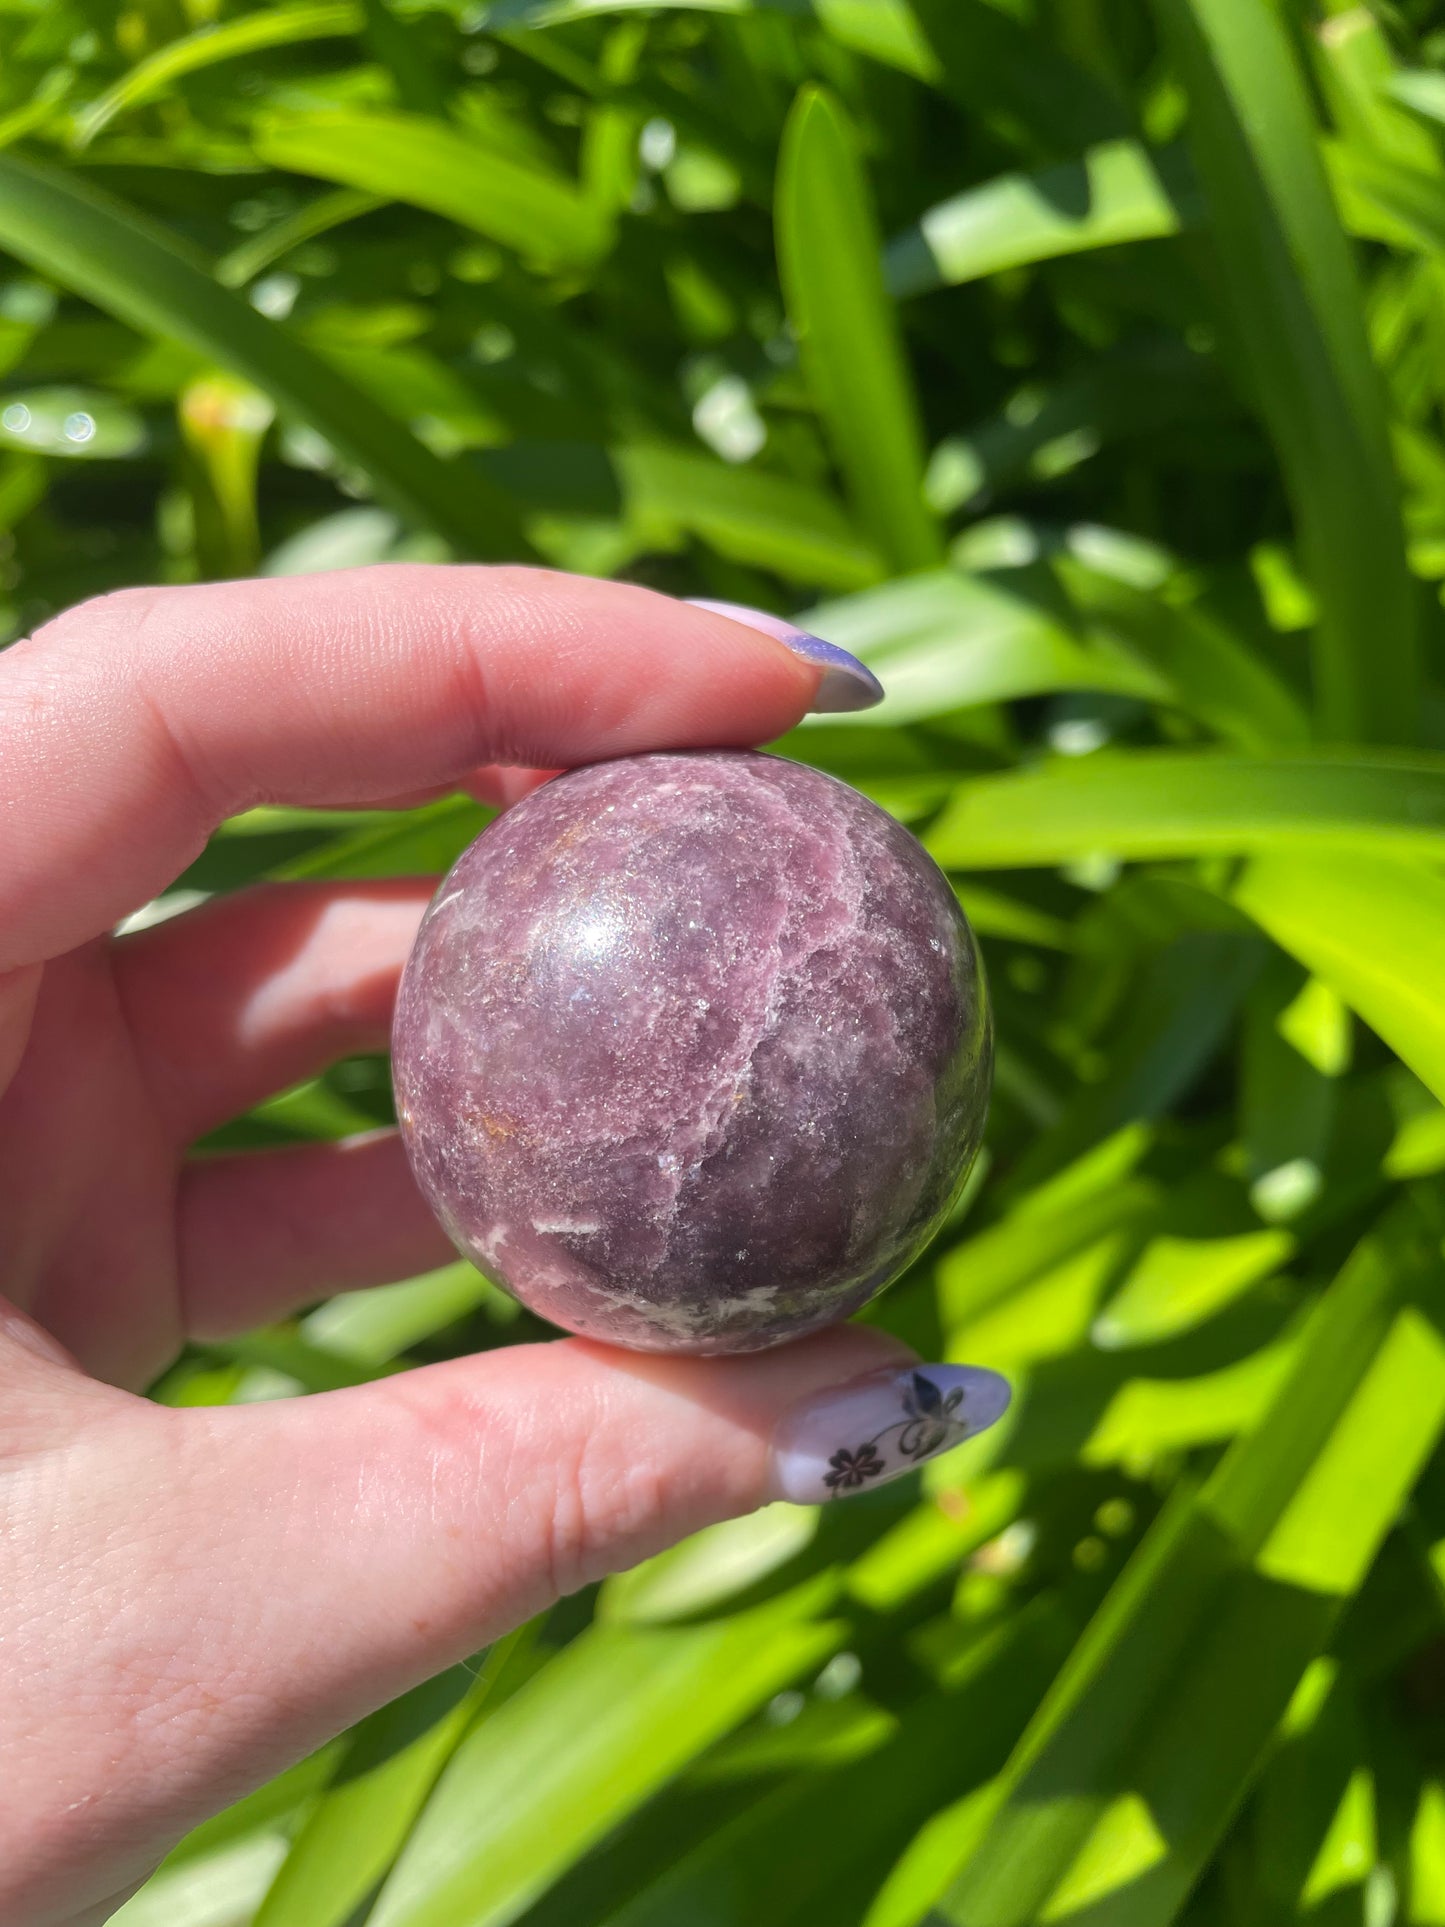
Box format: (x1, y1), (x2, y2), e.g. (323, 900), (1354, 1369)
(0, 384), (144, 458)
(70, 3), (364, 149)
(255, 1632), (536, 1927)
(1147, 0), (1418, 743)
(369, 1583), (843, 1927)
(1236, 852), (1445, 1109)
(0, 154), (527, 557)
(938, 1197), (1445, 1926)
(777, 86), (941, 575)
(254, 111), (615, 271)
(886, 143), (1199, 299)
(927, 751), (1445, 869)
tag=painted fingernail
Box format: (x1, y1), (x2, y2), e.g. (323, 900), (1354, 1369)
(688, 597), (884, 714)
(769, 1364), (1012, 1504)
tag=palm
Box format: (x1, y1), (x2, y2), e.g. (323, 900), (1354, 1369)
(0, 876), (449, 1391)
(0, 943), (179, 1388)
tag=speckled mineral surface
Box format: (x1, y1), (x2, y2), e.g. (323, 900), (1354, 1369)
(392, 750), (991, 1353)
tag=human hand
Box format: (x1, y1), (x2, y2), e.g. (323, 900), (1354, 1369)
(0, 566), (1004, 1925)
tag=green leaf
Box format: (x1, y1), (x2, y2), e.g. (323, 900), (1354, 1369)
(923, 338), (1224, 514)
(0, 153), (526, 558)
(1054, 551), (1311, 750)
(1235, 851), (1445, 1110)
(926, 750), (1445, 870)
(1389, 69), (1445, 131)
(1314, 12), (1441, 173)
(199, 1328), (397, 1393)
(885, 143), (1198, 299)
(799, 570), (1168, 728)
(848, 1471), (1027, 1614)
(1327, 142), (1445, 258)
(254, 110), (613, 271)
(937, 1199), (1445, 1926)
(1147, 0), (1418, 743)
(0, 385), (145, 458)
(954, 882), (1074, 951)
(906, 0), (1132, 152)
(599, 1505), (819, 1626)
(301, 1261), (511, 1365)
(109, 1833), (291, 1926)
(256, 1637), (533, 1927)
(937, 1128), (1160, 1335)
(70, 2), (363, 149)
(614, 444), (883, 590)
(476, 0), (942, 84)
(605, 1608), (1069, 1927)
(0, 451), (45, 532)
(1008, 932), (1264, 1192)
(164, 1742), (348, 1868)
(1241, 1660), (1374, 1915)
(216, 187), (385, 291)
(277, 797), (488, 880)
(369, 1583), (843, 1927)
(776, 85), (942, 575)
(1238, 961), (1336, 1226)
(1093, 1212), (1294, 1351)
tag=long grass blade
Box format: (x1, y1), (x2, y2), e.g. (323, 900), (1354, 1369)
(70, 3), (363, 149)
(1147, 0), (1418, 742)
(926, 750), (1445, 869)
(254, 110), (614, 270)
(776, 85), (942, 575)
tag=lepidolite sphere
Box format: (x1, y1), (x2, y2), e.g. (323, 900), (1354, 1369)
(392, 750), (991, 1353)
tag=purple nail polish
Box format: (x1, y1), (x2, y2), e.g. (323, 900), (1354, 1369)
(688, 597), (884, 715)
(769, 1364), (1012, 1503)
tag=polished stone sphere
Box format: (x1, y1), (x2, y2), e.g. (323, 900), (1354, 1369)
(392, 750), (991, 1353)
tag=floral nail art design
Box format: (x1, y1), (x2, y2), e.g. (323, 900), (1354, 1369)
(821, 1372), (969, 1495)
(822, 1443), (886, 1491)
(770, 1363), (1011, 1506)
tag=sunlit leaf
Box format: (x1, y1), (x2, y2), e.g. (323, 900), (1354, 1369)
(1148, 0), (1418, 742)
(370, 1584), (842, 1927)
(939, 1199), (1445, 1925)
(777, 86), (942, 574)
(886, 143), (1198, 299)
(254, 110), (614, 270)
(927, 750), (1445, 870)
(71, 3), (363, 149)
(256, 1634), (535, 1927)
(1235, 852), (1445, 1109)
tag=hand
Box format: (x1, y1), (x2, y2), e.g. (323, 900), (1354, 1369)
(0, 565), (989, 1926)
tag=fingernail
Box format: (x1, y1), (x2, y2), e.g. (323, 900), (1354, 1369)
(769, 1364), (1011, 1503)
(688, 597), (884, 714)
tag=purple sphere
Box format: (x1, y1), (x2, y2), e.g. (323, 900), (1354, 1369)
(392, 751), (991, 1353)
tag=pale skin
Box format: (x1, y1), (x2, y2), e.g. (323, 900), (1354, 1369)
(0, 566), (906, 1927)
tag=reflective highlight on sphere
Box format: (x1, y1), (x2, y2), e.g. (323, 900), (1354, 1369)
(392, 751), (992, 1354)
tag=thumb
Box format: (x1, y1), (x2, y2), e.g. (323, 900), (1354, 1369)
(3, 1322), (1008, 1921)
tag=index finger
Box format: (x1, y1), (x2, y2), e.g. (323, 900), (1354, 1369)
(0, 564), (858, 969)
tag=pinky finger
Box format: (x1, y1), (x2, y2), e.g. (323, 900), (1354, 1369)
(177, 1131), (455, 1340)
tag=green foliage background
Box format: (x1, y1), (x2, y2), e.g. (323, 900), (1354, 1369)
(11, 0), (1445, 1920)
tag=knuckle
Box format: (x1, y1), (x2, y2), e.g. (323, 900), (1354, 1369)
(536, 1418), (668, 1600)
(25, 583), (167, 657)
(380, 1363), (673, 1608)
